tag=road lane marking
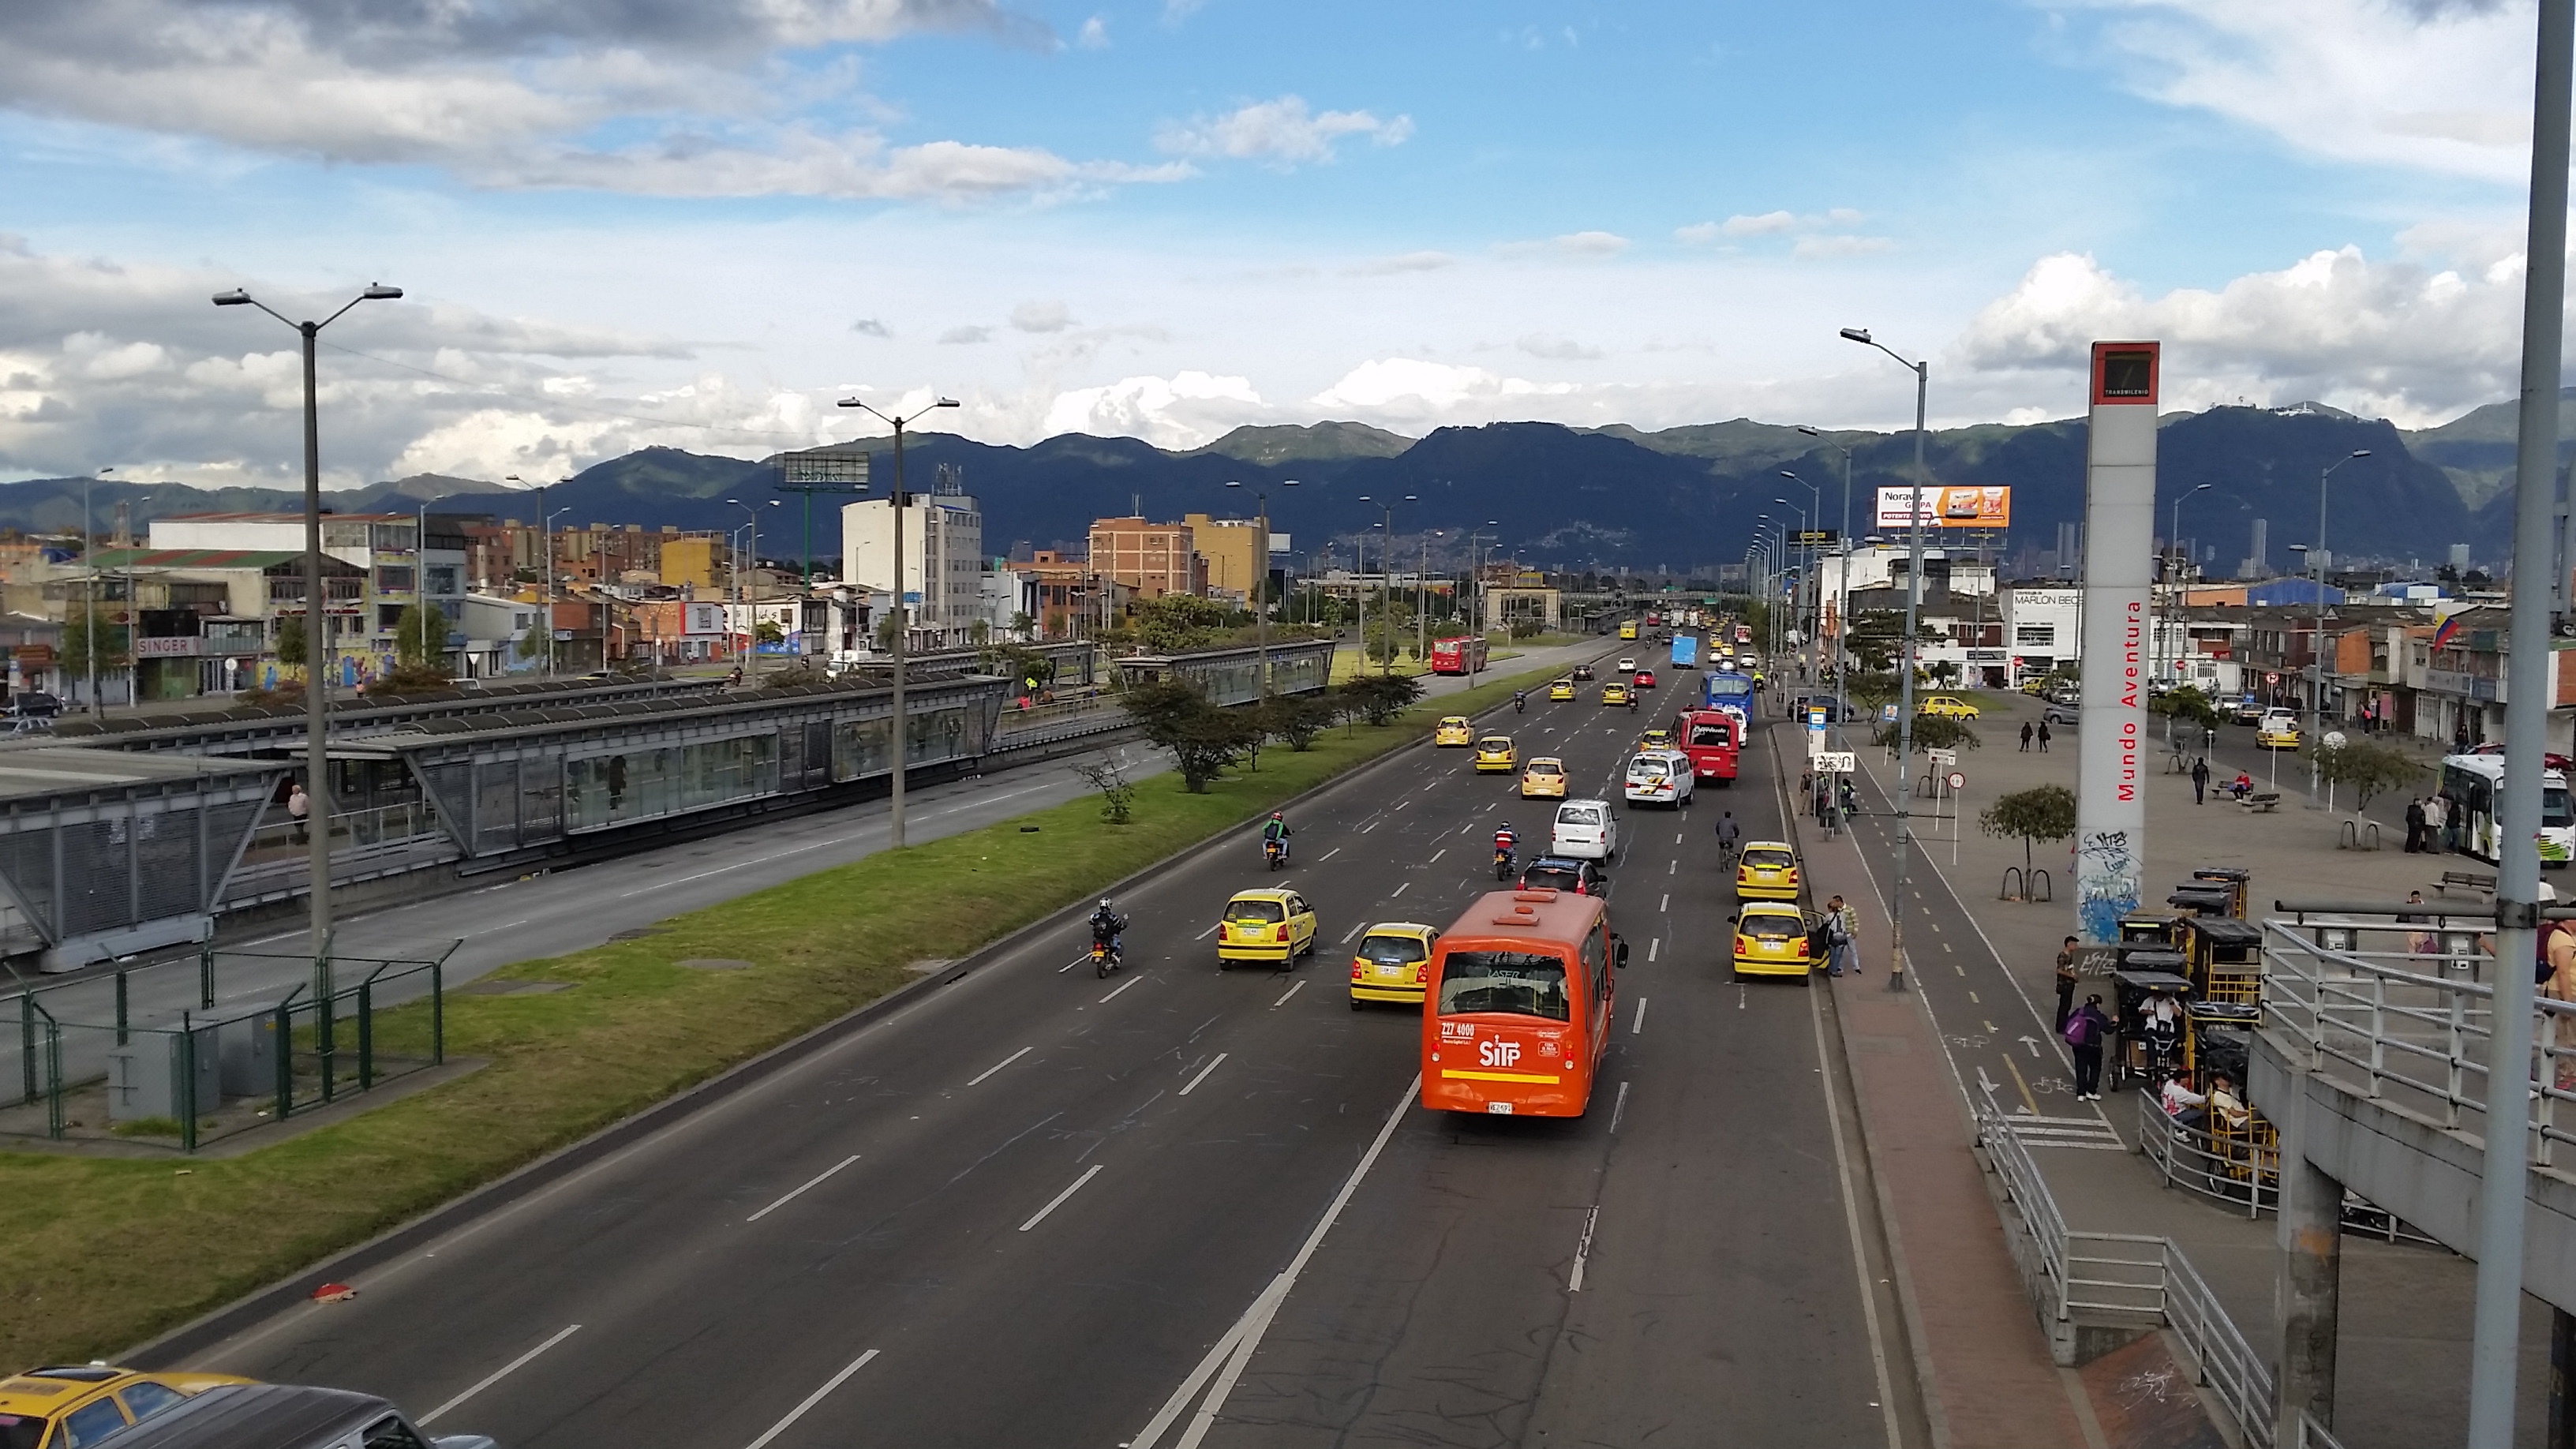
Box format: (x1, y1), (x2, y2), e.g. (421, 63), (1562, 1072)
(743, 1349), (879, 1449)
(1320, 847), (1342, 861)
(2020, 1035), (2040, 1058)
(1668, 859), (1676, 875)
(1391, 882), (1410, 897)
(2002, 1054), (2042, 1115)
(1631, 997), (1648, 1035)
(1178, 1053), (1228, 1095)
(1675, 832), (1683, 844)
(1100, 975), (1144, 1003)
(1568, 1204), (1601, 1291)
(1341, 921), (1365, 943)
(746, 1155), (862, 1223)
(1807, 963), (1904, 1449)
(967, 1046), (1032, 1087)
(1647, 938), (1659, 963)
(421, 1324), (580, 1425)
(1272, 979), (1306, 1009)
(1610, 1080), (1631, 1133)
(1429, 848), (1445, 865)
(476, 918), (531, 935)
(1196, 923), (1219, 940)
(1969, 991), (1980, 1005)
(1058, 953), (1088, 973)
(1019, 1164), (1105, 1231)
(1143, 1076), (1420, 1449)
(1659, 893), (1668, 912)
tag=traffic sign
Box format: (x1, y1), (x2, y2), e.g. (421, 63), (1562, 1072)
(1815, 751), (1857, 773)
(1947, 771), (1966, 792)
(2266, 671), (2280, 685)
(1926, 747), (1959, 767)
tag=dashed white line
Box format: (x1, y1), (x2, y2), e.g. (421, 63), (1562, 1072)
(1196, 923), (1219, 941)
(1631, 997), (1648, 1035)
(1341, 921), (1365, 943)
(1660, 893), (1669, 912)
(1568, 1205), (1601, 1292)
(1647, 938), (1660, 963)
(1320, 847), (1342, 862)
(1668, 859), (1676, 875)
(742, 1350), (879, 1449)
(1272, 979), (1306, 1009)
(1178, 1053), (1228, 1096)
(1100, 975), (1144, 1003)
(1429, 848), (1446, 865)
(1391, 882), (1410, 897)
(1610, 1080), (1631, 1134)
(745, 1155), (862, 1223)
(1019, 1164), (1105, 1232)
(967, 1046), (1032, 1087)
(421, 1324), (581, 1425)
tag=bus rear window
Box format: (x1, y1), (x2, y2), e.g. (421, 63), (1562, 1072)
(1437, 950), (1571, 1020)
(1690, 724), (1731, 747)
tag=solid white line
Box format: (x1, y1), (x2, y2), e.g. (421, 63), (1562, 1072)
(1272, 979), (1305, 1009)
(1340, 920), (1365, 943)
(420, 1324), (580, 1425)
(743, 1349), (880, 1449)
(1320, 847), (1342, 861)
(967, 1046), (1032, 1087)
(1631, 997), (1648, 1035)
(1391, 882), (1410, 897)
(1810, 960), (1904, 1449)
(1668, 859), (1676, 875)
(1137, 1076), (1421, 1449)
(1429, 848), (1445, 865)
(746, 1154), (862, 1222)
(1609, 1080), (1631, 1134)
(1020, 1164), (1105, 1231)
(1178, 1053), (1228, 1096)
(1568, 1204), (1601, 1292)
(1660, 893), (1668, 912)
(1196, 923), (1219, 941)
(1100, 975), (1143, 1004)
(1647, 938), (1660, 963)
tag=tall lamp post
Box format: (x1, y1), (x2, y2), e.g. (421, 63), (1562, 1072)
(1797, 426), (1859, 736)
(722, 496), (773, 682)
(1356, 494), (1414, 676)
(837, 395), (960, 849)
(1224, 478), (1294, 694)
(83, 467), (110, 717)
(1779, 471), (1825, 682)
(2310, 451), (2371, 724)
(213, 281), (401, 1056)
(2162, 482), (2213, 702)
(1464, 522), (1500, 680)
(545, 503), (572, 677)
(1773, 494), (1812, 675)
(1840, 324), (1931, 993)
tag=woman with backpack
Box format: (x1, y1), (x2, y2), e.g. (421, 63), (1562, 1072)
(2065, 993), (2113, 1101)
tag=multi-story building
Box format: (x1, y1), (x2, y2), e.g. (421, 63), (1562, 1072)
(2001, 587), (2083, 685)
(1087, 516), (1206, 602)
(145, 511), (470, 684)
(841, 486), (984, 650)
(1181, 512), (1277, 605)
(84, 547), (368, 695)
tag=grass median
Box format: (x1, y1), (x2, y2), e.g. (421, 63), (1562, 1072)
(0, 661), (1572, 1368)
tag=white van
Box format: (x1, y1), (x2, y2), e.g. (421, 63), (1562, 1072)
(1623, 750), (1695, 808)
(1552, 799), (1619, 860)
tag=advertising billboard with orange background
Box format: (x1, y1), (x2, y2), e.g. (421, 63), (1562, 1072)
(1872, 485), (2011, 530)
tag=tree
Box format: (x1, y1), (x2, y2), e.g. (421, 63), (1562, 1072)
(1068, 757), (1137, 824)
(967, 618), (991, 646)
(1874, 713), (1982, 754)
(392, 601), (450, 669)
(754, 618), (785, 646)
(63, 605), (129, 680)
(1121, 679), (1260, 792)
(2154, 683), (2222, 737)
(1339, 672), (1425, 726)
(1009, 610), (1036, 640)
(2307, 734), (2425, 816)
(1980, 784), (2077, 884)
(1261, 691), (1339, 751)
(274, 613), (307, 671)
(1510, 619), (1541, 640)
(516, 620), (548, 661)
(1132, 594), (1233, 653)
(1843, 670), (1900, 719)
(979, 642), (1057, 698)
(1925, 659), (1961, 688)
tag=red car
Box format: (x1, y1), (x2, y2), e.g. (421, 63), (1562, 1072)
(1632, 669), (1657, 690)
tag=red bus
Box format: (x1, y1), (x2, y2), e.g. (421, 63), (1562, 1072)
(1678, 708), (1740, 785)
(1428, 635), (1489, 675)
(1421, 889), (1627, 1118)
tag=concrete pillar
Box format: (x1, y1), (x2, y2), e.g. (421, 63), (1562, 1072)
(2274, 1088), (2344, 1446)
(2553, 1308), (2576, 1449)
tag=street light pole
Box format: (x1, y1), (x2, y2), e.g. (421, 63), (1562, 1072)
(838, 395), (960, 849)
(1799, 426), (1859, 737)
(1841, 326), (1930, 992)
(2308, 450), (2370, 801)
(212, 280), (401, 1034)
(1225, 479), (1295, 694)
(1356, 494), (1414, 676)
(724, 497), (766, 683)
(2162, 482), (2212, 707)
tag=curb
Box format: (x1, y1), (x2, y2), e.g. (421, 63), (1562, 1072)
(1770, 730), (1953, 1449)
(128, 645), (1608, 1368)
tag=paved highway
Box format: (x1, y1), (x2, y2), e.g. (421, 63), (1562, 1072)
(6, 642), (1608, 1093)
(170, 636), (1909, 1448)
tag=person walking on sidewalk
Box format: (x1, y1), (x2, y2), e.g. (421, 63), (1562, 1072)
(2065, 993), (2111, 1100)
(288, 781), (311, 845)
(1823, 893), (1860, 975)
(2403, 795), (2427, 853)
(2036, 720), (2053, 752)
(2191, 756), (2210, 804)
(2054, 935), (2080, 1031)
(2020, 720), (2035, 752)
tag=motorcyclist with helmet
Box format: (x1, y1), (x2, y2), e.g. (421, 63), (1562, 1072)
(1089, 897), (1127, 967)
(1493, 821), (1519, 878)
(1261, 810), (1292, 866)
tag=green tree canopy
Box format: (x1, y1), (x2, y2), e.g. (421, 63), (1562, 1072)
(1121, 679), (1260, 792)
(1979, 784), (2078, 881)
(1131, 595), (1234, 653)
(1339, 673), (1425, 727)
(2306, 734), (2426, 815)
(392, 601), (450, 669)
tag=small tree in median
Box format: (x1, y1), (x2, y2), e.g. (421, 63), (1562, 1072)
(1874, 713), (1982, 755)
(1981, 784), (2077, 889)
(1339, 672), (1424, 727)
(1122, 679), (1260, 792)
(1262, 691), (1339, 751)
(2307, 734), (2424, 818)
(1069, 757), (1138, 824)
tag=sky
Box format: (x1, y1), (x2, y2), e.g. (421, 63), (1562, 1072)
(0, 0), (2560, 489)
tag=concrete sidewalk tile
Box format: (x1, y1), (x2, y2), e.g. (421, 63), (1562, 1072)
(2074, 1333), (2229, 1449)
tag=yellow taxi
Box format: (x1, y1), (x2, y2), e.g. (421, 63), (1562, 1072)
(1217, 888), (1317, 966)
(1473, 735), (1517, 772)
(1548, 678), (1578, 702)
(1636, 728), (1675, 751)
(1601, 681), (1632, 706)
(2256, 709), (2302, 751)
(2020, 677), (2049, 695)
(0, 1365), (252, 1449)
(1520, 756), (1568, 799)
(1433, 715), (1474, 747)
(1349, 921), (1440, 1008)
(1735, 840), (1803, 901)
(1732, 903), (1815, 980)
(1917, 695), (1981, 720)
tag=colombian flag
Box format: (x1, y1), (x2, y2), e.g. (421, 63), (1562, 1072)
(2431, 614), (2462, 651)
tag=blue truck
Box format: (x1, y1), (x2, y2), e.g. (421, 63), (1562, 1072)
(1670, 633), (1699, 670)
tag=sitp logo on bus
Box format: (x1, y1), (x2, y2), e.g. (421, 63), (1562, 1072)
(1478, 1039), (1525, 1068)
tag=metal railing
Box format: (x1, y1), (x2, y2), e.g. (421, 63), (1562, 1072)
(1982, 1101), (2280, 1448)
(2132, 1091), (2432, 1243)
(2261, 915), (2576, 1169)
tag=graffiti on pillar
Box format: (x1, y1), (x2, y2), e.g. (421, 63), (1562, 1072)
(2076, 827), (2140, 944)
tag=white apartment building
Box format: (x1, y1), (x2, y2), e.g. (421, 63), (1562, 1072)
(2002, 587), (2084, 683)
(148, 511), (470, 675)
(841, 492), (984, 650)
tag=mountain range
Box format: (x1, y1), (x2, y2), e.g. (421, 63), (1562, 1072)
(0, 399), (2541, 577)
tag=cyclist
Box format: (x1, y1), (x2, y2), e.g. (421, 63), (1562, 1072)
(1714, 810), (1742, 859)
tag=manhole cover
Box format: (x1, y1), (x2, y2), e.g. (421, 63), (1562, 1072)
(679, 958), (752, 971)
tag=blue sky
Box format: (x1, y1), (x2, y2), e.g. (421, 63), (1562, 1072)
(0, 0), (2553, 486)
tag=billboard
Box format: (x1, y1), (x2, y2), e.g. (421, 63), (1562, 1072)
(1873, 485), (2012, 531)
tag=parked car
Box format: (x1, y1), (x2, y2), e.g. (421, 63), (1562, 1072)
(7, 691), (62, 719)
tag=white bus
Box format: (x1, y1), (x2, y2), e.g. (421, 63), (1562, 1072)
(2439, 753), (2575, 868)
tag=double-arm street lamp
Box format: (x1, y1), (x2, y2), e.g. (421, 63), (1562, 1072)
(1225, 478), (1295, 694)
(1840, 325), (1931, 992)
(721, 497), (781, 681)
(1356, 494), (1414, 676)
(836, 395), (959, 848)
(2312, 450), (2371, 724)
(1797, 428), (1859, 745)
(212, 280), (401, 1042)
(2160, 482), (2213, 702)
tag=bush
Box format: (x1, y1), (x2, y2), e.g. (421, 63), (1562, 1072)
(1874, 713), (1981, 754)
(1121, 680), (1261, 792)
(1262, 692), (1340, 751)
(1339, 673), (1425, 727)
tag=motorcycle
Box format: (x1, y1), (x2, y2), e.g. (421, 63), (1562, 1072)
(1264, 836), (1288, 871)
(1514, 693), (1526, 713)
(1494, 844), (1516, 881)
(1091, 936), (1121, 978)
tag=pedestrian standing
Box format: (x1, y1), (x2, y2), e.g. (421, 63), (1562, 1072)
(2427, 792), (2451, 854)
(287, 781), (311, 845)
(2191, 756), (2210, 805)
(2403, 796), (2427, 853)
(2054, 934), (2080, 1030)
(1826, 893), (1861, 975)
(2036, 720), (2053, 753)
(2066, 993), (2112, 1100)
(2020, 721), (2035, 752)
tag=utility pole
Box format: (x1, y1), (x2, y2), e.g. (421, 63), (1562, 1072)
(839, 395), (960, 848)
(1841, 326), (1930, 992)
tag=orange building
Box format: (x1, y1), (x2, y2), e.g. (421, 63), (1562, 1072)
(1086, 517), (1207, 601)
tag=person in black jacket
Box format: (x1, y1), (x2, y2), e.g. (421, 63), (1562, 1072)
(2066, 993), (2113, 1101)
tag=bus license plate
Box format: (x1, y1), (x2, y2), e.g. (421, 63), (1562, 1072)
(1486, 1101), (1515, 1115)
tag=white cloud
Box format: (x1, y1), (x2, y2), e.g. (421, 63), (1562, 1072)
(852, 317), (891, 337)
(1040, 371), (1264, 449)
(1517, 334), (1603, 361)
(1155, 95), (1414, 167)
(1503, 231), (1629, 260)
(1076, 15), (1110, 48)
(1719, 211), (1798, 236)
(2055, 0), (2537, 182)
(938, 325), (994, 345)
(1009, 300), (1076, 333)
(1679, 209), (1874, 245)
(1792, 234), (1896, 260)
(1344, 251), (1456, 275)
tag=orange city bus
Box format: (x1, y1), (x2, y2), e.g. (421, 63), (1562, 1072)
(1419, 889), (1627, 1118)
